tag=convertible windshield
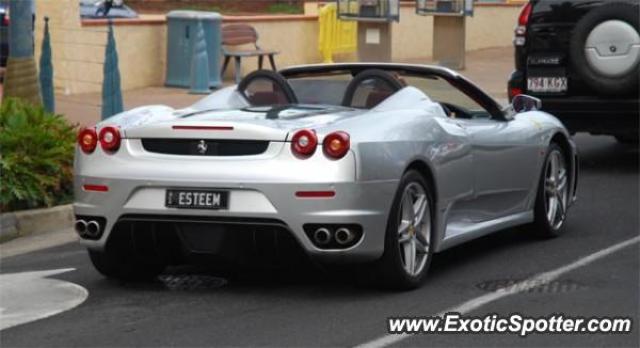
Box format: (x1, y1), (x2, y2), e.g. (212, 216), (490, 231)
(288, 72), (352, 105)
(286, 70), (491, 118)
(402, 75), (490, 118)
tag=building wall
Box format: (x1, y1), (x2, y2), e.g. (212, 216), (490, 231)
(391, 6), (434, 62)
(34, 0), (167, 96)
(223, 16), (327, 73)
(466, 5), (521, 51)
(34, 1), (522, 95)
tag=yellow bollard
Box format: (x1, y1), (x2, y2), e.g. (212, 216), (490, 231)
(318, 4), (357, 63)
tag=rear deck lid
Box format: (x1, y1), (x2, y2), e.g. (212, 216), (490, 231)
(122, 105), (360, 141)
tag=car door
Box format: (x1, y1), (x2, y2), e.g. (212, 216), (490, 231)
(455, 116), (540, 221)
(406, 72), (539, 222)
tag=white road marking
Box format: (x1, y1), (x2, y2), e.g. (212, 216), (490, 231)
(355, 236), (640, 348)
(0, 268), (89, 331)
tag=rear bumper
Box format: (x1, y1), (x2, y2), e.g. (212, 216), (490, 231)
(102, 215), (311, 268)
(539, 97), (639, 135)
(75, 180), (396, 263)
(74, 140), (397, 263)
(509, 72), (639, 135)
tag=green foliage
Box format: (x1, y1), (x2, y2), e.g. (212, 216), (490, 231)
(266, 3), (303, 14)
(176, 2), (301, 14)
(0, 98), (76, 212)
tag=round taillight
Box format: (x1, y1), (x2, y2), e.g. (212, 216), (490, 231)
(78, 127), (98, 154)
(291, 129), (318, 157)
(99, 126), (121, 152)
(323, 131), (350, 159)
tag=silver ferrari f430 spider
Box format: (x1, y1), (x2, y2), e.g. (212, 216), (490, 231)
(74, 64), (578, 289)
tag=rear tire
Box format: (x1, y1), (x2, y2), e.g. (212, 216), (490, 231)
(370, 170), (434, 290)
(88, 249), (166, 281)
(530, 143), (570, 238)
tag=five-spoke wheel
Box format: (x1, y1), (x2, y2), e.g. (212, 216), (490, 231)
(544, 149), (569, 230)
(397, 182), (431, 277)
(373, 170), (433, 289)
(532, 143), (570, 237)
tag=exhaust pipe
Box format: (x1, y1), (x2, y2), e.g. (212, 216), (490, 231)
(335, 227), (354, 245)
(74, 220), (88, 236)
(86, 220), (101, 238)
(313, 228), (332, 246)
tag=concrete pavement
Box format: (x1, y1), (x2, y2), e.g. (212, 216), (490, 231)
(0, 228), (76, 259)
(56, 86), (203, 126)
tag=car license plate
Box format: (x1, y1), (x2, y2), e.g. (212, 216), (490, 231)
(165, 189), (229, 210)
(527, 77), (568, 93)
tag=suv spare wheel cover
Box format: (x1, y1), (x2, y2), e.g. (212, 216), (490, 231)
(585, 20), (640, 77)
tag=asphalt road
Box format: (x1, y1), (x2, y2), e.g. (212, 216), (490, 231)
(1, 134), (638, 347)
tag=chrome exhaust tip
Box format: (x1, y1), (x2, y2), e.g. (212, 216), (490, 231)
(86, 220), (101, 238)
(334, 227), (354, 245)
(313, 228), (332, 246)
(74, 220), (88, 235)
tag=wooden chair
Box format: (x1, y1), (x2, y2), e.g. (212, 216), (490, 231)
(221, 24), (279, 84)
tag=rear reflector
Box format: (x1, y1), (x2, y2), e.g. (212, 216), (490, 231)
(172, 125), (234, 131)
(509, 87), (523, 100)
(295, 191), (335, 198)
(83, 184), (109, 192)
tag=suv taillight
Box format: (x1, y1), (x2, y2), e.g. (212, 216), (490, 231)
(514, 2), (532, 46)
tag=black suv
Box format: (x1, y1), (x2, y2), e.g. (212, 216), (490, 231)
(508, 0), (639, 143)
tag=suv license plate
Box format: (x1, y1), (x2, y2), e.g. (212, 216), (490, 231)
(527, 77), (568, 93)
(165, 189), (229, 210)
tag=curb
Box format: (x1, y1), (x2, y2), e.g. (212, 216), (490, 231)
(0, 205), (74, 243)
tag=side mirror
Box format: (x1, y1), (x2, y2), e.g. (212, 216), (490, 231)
(512, 94), (542, 113)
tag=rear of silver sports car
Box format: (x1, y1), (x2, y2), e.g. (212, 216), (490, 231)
(74, 121), (395, 268)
